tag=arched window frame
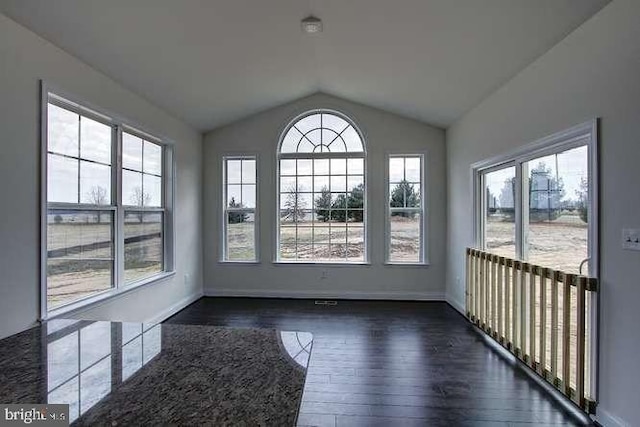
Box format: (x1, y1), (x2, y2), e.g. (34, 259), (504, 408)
(276, 109), (367, 263)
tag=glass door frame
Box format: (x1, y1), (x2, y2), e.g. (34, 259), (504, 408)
(471, 119), (599, 400)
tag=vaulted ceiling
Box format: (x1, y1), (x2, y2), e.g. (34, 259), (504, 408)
(0, 0), (609, 131)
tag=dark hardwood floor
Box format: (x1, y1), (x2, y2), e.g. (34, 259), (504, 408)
(165, 298), (590, 427)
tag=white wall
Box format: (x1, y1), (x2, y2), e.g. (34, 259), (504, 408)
(0, 13), (203, 339)
(203, 93), (446, 300)
(446, 1), (640, 426)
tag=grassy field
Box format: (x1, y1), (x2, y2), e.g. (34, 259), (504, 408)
(47, 222), (162, 308)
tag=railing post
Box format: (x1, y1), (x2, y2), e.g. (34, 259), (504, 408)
(539, 268), (548, 376)
(512, 261), (519, 353)
(484, 253), (490, 332)
(476, 252), (482, 325)
(576, 276), (587, 408)
(479, 252), (485, 328)
(519, 262), (527, 360)
(491, 255), (497, 336)
(466, 248), (471, 318)
(529, 266), (536, 369)
(550, 269), (559, 384)
(472, 250), (479, 323)
(505, 259), (511, 348)
(562, 274), (574, 395)
(496, 257), (504, 342)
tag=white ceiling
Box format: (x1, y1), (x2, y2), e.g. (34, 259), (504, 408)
(0, 0), (609, 131)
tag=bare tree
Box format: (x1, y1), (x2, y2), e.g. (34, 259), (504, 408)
(131, 186), (151, 223)
(131, 186), (151, 207)
(282, 184), (305, 223)
(87, 185), (108, 222)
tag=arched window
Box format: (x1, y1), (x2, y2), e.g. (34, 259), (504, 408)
(277, 110), (366, 262)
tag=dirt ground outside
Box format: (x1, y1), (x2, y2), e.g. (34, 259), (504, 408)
(227, 216), (420, 261)
(47, 222), (162, 308)
(485, 213), (588, 274)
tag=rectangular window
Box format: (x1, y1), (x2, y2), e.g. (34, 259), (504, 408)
(44, 92), (173, 314)
(122, 131), (165, 282)
(387, 155), (425, 264)
(223, 156), (257, 262)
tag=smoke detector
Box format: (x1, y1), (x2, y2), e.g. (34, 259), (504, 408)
(301, 16), (323, 34)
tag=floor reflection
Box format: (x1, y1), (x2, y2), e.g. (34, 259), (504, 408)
(45, 320), (161, 423)
(279, 331), (313, 368)
(121, 323), (161, 381)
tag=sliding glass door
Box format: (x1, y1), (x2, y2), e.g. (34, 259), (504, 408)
(475, 121), (598, 403)
(478, 133), (595, 277)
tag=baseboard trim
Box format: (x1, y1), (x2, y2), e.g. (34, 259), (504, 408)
(145, 292), (203, 324)
(596, 408), (629, 427)
(203, 288), (446, 301)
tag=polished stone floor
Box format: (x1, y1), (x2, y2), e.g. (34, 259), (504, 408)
(0, 319), (310, 426)
(166, 298), (592, 427)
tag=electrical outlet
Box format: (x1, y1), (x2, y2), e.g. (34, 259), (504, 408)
(320, 270), (328, 280)
(184, 273), (191, 285)
(622, 229), (640, 251)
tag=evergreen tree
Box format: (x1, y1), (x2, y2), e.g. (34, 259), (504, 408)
(390, 180), (420, 218)
(331, 193), (348, 222)
(347, 183), (364, 222)
(315, 183), (364, 223)
(314, 186), (332, 222)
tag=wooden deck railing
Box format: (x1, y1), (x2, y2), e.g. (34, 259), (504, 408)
(465, 248), (597, 413)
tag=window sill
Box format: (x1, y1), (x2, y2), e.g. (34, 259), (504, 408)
(43, 271), (176, 321)
(218, 260), (261, 265)
(273, 261), (371, 266)
(384, 262), (430, 267)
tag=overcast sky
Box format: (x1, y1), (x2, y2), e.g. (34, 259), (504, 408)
(48, 104), (162, 207)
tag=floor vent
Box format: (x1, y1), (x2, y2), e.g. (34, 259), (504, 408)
(314, 300), (338, 306)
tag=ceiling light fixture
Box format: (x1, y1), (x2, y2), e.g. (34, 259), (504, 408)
(301, 16), (322, 34)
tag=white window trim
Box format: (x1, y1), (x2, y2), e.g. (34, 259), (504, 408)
(40, 81), (176, 321)
(220, 154), (260, 263)
(384, 153), (429, 265)
(274, 109), (368, 264)
(470, 118), (599, 401)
